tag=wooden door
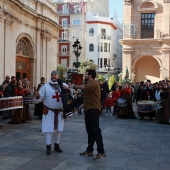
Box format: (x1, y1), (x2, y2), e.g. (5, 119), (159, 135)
(16, 56), (30, 81)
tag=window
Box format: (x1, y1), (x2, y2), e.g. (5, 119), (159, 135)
(62, 32), (67, 40)
(62, 18), (68, 28)
(61, 45), (67, 54)
(72, 19), (80, 25)
(89, 44), (94, 51)
(108, 43), (110, 52)
(98, 43), (100, 52)
(61, 59), (67, 67)
(101, 28), (106, 39)
(62, 4), (69, 14)
(100, 58), (103, 68)
(100, 42), (103, 52)
(89, 28), (94, 36)
(104, 58), (107, 66)
(141, 13), (155, 38)
(104, 43), (107, 52)
(16, 39), (29, 56)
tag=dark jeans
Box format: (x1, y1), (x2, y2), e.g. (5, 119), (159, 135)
(85, 109), (105, 153)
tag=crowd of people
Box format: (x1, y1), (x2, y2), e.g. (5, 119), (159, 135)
(1, 70), (170, 159)
(98, 78), (170, 123)
(0, 76), (32, 124)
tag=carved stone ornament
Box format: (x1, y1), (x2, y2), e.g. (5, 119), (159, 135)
(125, 0), (132, 5)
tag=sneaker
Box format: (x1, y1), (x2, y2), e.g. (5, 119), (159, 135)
(93, 152), (106, 160)
(106, 114), (108, 116)
(80, 151), (93, 157)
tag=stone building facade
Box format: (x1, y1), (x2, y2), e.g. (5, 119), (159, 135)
(0, 0), (61, 87)
(51, 0), (109, 68)
(120, 0), (170, 83)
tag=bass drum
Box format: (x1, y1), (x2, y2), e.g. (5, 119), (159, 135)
(0, 96), (23, 111)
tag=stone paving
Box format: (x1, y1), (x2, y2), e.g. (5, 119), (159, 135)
(0, 104), (170, 170)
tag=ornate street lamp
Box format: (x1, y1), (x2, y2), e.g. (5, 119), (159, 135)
(72, 39), (82, 71)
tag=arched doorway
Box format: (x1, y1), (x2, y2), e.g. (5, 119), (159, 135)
(134, 56), (160, 83)
(16, 38), (32, 81)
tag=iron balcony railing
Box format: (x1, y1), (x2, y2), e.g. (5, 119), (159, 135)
(58, 38), (70, 42)
(58, 51), (70, 56)
(59, 24), (71, 29)
(98, 35), (111, 40)
(57, 9), (82, 15)
(124, 30), (161, 39)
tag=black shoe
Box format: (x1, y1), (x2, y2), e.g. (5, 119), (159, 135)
(93, 152), (106, 160)
(46, 145), (51, 155)
(54, 143), (63, 153)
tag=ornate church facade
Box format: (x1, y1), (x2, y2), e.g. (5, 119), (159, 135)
(121, 0), (170, 83)
(0, 0), (61, 87)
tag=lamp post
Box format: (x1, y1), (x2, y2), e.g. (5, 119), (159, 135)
(72, 39), (82, 71)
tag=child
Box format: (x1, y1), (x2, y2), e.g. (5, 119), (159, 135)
(104, 93), (113, 115)
(112, 86), (121, 115)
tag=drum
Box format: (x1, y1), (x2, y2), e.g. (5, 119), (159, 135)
(0, 96), (23, 111)
(24, 97), (39, 104)
(117, 98), (127, 107)
(137, 100), (157, 113)
(155, 101), (162, 110)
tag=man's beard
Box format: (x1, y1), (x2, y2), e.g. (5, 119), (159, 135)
(51, 78), (57, 82)
(84, 77), (88, 82)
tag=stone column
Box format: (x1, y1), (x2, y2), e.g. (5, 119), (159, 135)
(161, 40), (170, 79)
(163, 1), (170, 36)
(122, 47), (133, 80)
(0, 12), (5, 82)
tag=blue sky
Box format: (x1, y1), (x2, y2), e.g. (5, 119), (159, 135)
(109, 0), (124, 23)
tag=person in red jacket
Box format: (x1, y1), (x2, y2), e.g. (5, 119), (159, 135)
(8, 80), (32, 124)
(112, 86), (121, 115)
(104, 93), (113, 115)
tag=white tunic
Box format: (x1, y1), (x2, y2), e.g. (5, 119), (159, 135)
(38, 83), (64, 133)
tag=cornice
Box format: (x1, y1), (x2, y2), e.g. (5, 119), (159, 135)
(120, 38), (164, 45)
(87, 21), (117, 30)
(1, 0), (60, 28)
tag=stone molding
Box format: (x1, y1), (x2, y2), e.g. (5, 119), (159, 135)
(41, 29), (52, 40)
(164, 0), (170, 3)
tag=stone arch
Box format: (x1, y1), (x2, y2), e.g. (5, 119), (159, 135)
(132, 55), (162, 83)
(138, 0), (158, 12)
(16, 33), (35, 58)
(16, 33), (35, 86)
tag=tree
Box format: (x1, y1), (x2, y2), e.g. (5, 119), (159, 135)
(98, 75), (104, 83)
(57, 64), (68, 82)
(79, 60), (98, 74)
(108, 75), (116, 90)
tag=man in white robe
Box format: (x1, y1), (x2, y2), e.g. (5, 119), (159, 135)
(38, 70), (64, 155)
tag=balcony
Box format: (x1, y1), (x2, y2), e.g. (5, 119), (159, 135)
(59, 24), (71, 29)
(58, 38), (70, 42)
(98, 35), (111, 40)
(57, 11), (69, 15)
(124, 30), (161, 39)
(58, 51), (70, 56)
(57, 9), (82, 15)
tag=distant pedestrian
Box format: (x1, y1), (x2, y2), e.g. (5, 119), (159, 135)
(104, 93), (113, 115)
